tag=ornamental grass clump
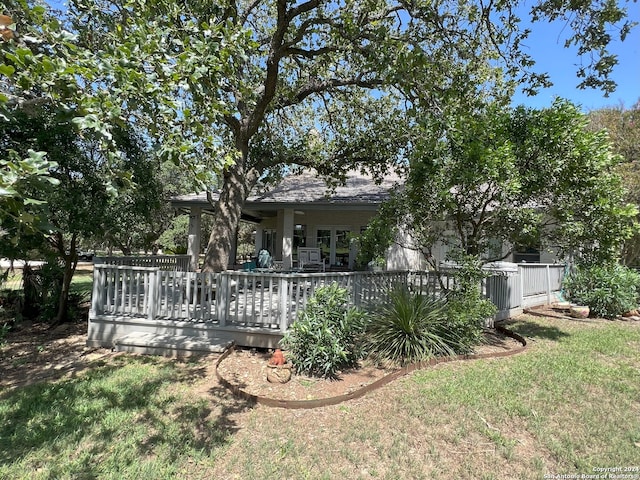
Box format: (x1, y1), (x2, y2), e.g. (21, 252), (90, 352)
(365, 286), (461, 366)
(281, 283), (366, 378)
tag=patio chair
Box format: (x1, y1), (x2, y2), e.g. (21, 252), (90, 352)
(298, 247), (326, 272)
(256, 249), (273, 270)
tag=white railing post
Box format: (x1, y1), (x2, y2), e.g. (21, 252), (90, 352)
(519, 265), (525, 309)
(216, 273), (228, 327)
(353, 273), (362, 307)
(90, 265), (104, 316)
(546, 264), (552, 305)
(147, 269), (159, 320)
(279, 275), (289, 332)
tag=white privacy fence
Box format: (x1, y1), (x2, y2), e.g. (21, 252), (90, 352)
(90, 263), (566, 332)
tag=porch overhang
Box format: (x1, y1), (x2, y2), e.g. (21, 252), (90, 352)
(170, 170), (402, 270)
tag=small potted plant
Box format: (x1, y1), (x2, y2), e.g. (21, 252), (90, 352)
(367, 256), (386, 272)
(266, 349), (292, 383)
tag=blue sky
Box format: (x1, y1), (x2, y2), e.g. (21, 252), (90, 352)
(512, 6), (640, 111)
(46, 0), (637, 112)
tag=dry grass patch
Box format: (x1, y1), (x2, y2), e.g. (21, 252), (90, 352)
(1, 313), (640, 479)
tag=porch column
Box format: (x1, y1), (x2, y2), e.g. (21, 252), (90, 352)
(254, 227), (263, 255)
(187, 206), (201, 271)
(282, 208), (294, 270)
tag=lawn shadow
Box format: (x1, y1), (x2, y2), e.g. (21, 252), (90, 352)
(499, 318), (571, 342)
(0, 354), (240, 477)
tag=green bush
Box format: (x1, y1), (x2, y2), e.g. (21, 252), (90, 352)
(563, 263), (640, 319)
(281, 283), (366, 378)
(445, 290), (496, 354)
(443, 254), (496, 353)
(22, 262), (63, 321)
(365, 285), (483, 365)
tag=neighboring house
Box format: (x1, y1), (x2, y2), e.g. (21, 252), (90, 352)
(171, 169), (558, 271)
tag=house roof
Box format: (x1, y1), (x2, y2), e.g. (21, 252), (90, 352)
(171, 170), (402, 218)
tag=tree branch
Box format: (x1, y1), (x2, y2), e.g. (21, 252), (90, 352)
(277, 75), (383, 108)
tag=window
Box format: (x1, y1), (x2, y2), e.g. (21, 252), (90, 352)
(316, 227), (352, 267)
(514, 245), (540, 263)
(262, 229), (277, 254)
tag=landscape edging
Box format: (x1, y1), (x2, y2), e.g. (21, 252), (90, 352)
(215, 324), (527, 409)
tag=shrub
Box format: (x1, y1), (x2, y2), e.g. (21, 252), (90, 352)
(443, 254), (496, 353)
(22, 262), (64, 321)
(563, 263), (640, 319)
(445, 290), (496, 354)
(365, 286), (466, 365)
(281, 283), (366, 378)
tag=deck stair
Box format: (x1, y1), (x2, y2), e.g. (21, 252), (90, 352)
(114, 332), (234, 357)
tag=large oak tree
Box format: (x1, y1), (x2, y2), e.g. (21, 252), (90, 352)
(3, 0), (636, 271)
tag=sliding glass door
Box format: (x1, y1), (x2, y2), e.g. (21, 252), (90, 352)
(316, 227), (351, 268)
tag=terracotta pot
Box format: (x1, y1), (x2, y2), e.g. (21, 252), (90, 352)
(269, 348), (286, 366)
(266, 363), (292, 383)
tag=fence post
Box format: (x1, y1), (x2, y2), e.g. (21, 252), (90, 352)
(90, 266), (104, 316)
(546, 264), (552, 305)
(147, 269), (159, 321)
(519, 264), (525, 308)
(279, 275), (289, 332)
(353, 272), (362, 307)
(217, 273), (227, 327)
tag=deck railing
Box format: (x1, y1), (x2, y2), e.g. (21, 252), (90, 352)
(518, 263), (565, 307)
(94, 255), (192, 271)
(90, 263), (566, 332)
(90, 267), (446, 331)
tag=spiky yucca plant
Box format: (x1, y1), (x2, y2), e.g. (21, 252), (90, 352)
(365, 286), (463, 365)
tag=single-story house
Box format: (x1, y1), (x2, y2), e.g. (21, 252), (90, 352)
(171, 169), (559, 272)
(89, 169), (565, 353)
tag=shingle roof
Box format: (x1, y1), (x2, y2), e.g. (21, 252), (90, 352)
(171, 169), (402, 210)
(249, 170), (400, 204)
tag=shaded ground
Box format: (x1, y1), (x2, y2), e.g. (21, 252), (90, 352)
(0, 320), (113, 391)
(1, 320), (521, 400)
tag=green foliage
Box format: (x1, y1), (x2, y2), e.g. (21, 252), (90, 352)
(281, 283), (366, 378)
(21, 262), (64, 322)
(385, 100), (638, 269)
(445, 255), (497, 352)
(356, 205), (398, 269)
(0, 151), (58, 249)
(365, 286), (455, 365)
(563, 263), (640, 319)
(365, 257), (495, 365)
(3, 0), (634, 274)
(589, 101), (640, 265)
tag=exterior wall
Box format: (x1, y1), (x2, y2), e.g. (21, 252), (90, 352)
(257, 209), (566, 270)
(387, 227), (427, 271)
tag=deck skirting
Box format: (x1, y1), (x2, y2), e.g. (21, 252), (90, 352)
(88, 314), (285, 350)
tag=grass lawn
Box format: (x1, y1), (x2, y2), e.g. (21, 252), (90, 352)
(1, 314), (639, 479)
(2, 267), (94, 301)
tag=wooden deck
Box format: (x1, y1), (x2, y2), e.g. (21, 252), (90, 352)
(88, 267), (436, 350)
(87, 261), (566, 354)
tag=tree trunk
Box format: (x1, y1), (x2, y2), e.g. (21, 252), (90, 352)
(54, 253), (77, 325)
(202, 165), (259, 272)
